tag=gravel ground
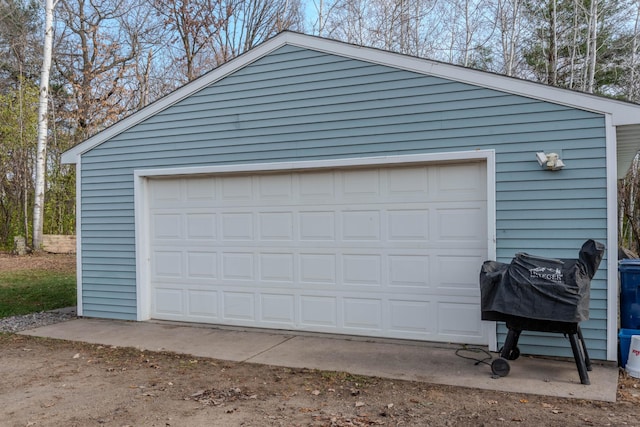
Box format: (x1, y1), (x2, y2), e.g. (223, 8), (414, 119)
(0, 307), (76, 333)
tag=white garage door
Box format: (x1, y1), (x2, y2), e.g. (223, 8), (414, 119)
(147, 162), (488, 344)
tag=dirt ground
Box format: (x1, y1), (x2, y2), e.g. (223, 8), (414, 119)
(1, 252), (640, 427)
(0, 252), (76, 274)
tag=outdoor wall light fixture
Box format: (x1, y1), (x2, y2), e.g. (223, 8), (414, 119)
(536, 152), (565, 171)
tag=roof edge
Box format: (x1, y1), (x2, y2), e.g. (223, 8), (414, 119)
(281, 32), (640, 125)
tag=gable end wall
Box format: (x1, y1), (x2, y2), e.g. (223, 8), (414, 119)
(79, 45), (609, 359)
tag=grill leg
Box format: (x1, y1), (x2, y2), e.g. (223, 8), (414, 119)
(577, 326), (592, 371)
(569, 333), (590, 385)
(500, 329), (521, 359)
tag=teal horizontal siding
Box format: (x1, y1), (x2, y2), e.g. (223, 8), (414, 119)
(83, 304), (137, 320)
(499, 188), (606, 200)
(80, 278), (138, 287)
(498, 229), (606, 240)
(89, 112), (601, 149)
(498, 179), (604, 191)
(82, 125), (604, 164)
(79, 44), (609, 359)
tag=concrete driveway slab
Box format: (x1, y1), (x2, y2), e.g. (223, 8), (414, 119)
(248, 335), (618, 401)
(20, 318), (292, 362)
(19, 318), (618, 402)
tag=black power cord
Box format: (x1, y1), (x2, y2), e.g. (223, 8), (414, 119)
(454, 345), (493, 367)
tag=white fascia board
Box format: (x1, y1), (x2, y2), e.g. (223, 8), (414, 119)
(283, 32), (640, 126)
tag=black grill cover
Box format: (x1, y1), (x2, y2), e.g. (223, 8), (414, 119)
(480, 240), (605, 323)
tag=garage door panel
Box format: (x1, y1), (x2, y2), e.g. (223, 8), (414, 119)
(223, 292), (255, 321)
(389, 299), (434, 334)
(221, 176), (252, 200)
(341, 169), (381, 198)
(186, 176), (216, 201)
(186, 213), (216, 239)
(386, 167), (429, 198)
(343, 298), (382, 330)
(434, 163), (486, 200)
(150, 179), (181, 205)
(437, 300), (483, 338)
(299, 171), (335, 200)
(152, 251), (183, 278)
(342, 254), (382, 286)
(152, 214), (182, 239)
(221, 213), (254, 240)
(257, 174), (293, 200)
(259, 253), (294, 282)
(222, 252), (255, 280)
(389, 255), (430, 287)
(342, 210), (381, 240)
(300, 253), (337, 284)
(259, 212), (294, 240)
(299, 211), (335, 240)
(186, 251), (217, 278)
(387, 210), (429, 240)
(260, 294), (295, 325)
(187, 290), (218, 318)
(154, 288), (183, 315)
(148, 162), (489, 345)
(300, 296), (338, 327)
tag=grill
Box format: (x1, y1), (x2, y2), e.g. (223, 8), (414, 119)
(479, 239), (605, 385)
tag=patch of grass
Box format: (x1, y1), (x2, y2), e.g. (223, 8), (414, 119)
(0, 270), (76, 317)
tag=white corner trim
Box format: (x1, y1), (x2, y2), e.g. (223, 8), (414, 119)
(134, 174), (151, 321)
(74, 161), (83, 317)
(605, 114), (619, 362)
(484, 150), (498, 351)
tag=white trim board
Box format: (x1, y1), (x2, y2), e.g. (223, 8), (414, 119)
(74, 160), (83, 317)
(605, 114), (619, 362)
(133, 150), (498, 347)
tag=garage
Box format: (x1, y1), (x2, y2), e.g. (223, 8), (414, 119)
(62, 31), (640, 360)
(146, 160), (489, 344)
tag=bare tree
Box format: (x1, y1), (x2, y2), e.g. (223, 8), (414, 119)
(585, 0), (599, 93)
(495, 0), (524, 76)
(323, 0), (369, 45)
(626, 1), (640, 101)
(151, 0), (231, 82)
(55, 0), (141, 140)
(310, 0), (340, 36)
(216, 0), (303, 62)
(620, 155), (640, 252)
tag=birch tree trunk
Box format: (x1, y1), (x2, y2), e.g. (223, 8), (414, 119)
(587, 0), (598, 93)
(549, 0), (558, 86)
(630, 3), (640, 101)
(33, 0), (55, 250)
